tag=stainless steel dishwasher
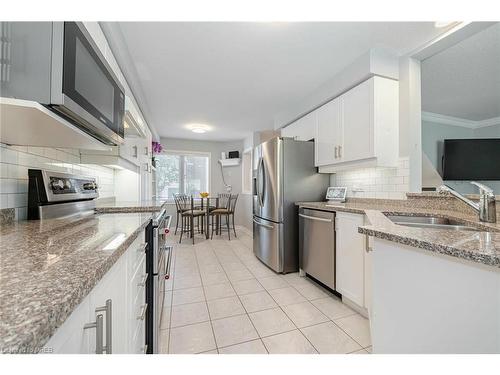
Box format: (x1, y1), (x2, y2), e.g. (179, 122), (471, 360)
(298, 208), (336, 290)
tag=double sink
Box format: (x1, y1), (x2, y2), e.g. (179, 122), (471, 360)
(385, 214), (491, 232)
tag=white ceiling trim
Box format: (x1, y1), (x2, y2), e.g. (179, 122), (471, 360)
(422, 111), (500, 129)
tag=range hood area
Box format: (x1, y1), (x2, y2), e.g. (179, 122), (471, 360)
(0, 98), (111, 151)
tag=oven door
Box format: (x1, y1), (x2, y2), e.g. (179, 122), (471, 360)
(153, 245), (172, 353)
(51, 22), (125, 146)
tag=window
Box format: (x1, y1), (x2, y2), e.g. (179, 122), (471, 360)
(155, 151), (210, 199)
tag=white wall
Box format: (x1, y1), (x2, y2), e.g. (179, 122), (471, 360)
(0, 143), (115, 220)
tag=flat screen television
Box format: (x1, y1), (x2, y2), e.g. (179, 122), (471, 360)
(442, 139), (500, 180)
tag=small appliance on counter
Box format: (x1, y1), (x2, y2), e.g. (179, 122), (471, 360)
(28, 169), (99, 220)
(325, 186), (347, 204)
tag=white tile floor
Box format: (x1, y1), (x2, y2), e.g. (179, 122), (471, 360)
(160, 228), (372, 354)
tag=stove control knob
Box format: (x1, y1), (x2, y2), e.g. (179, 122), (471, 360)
(51, 179), (64, 190)
(64, 180), (72, 189)
(83, 182), (97, 190)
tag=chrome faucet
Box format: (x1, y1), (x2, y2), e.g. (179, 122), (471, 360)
(437, 182), (497, 223)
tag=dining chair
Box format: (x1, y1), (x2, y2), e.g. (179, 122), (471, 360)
(210, 193), (238, 240)
(174, 195), (205, 244)
(173, 193), (190, 235)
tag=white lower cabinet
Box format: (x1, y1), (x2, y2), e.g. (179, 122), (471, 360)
(44, 297), (91, 354)
(335, 212), (371, 312)
(44, 233), (148, 354)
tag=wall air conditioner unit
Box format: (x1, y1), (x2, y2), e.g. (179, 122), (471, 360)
(219, 158), (241, 167)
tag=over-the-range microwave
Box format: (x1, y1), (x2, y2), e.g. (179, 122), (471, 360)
(0, 22), (125, 146)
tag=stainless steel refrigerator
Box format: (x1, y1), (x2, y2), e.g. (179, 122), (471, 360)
(253, 137), (330, 273)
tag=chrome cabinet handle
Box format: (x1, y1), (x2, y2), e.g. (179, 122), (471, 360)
(132, 145), (138, 158)
(137, 303), (148, 320)
(299, 213), (333, 223)
(138, 273), (148, 287)
(252, 218), (274, 229)
(95, 299), (112, 354)
(84, 314), (104, 354)
(334, 146), (338, 159)
(365, 234), (373, 253)
(137, 242), (147, 252)
(144, 146), (149, 156)
(338, 145), (342, 158)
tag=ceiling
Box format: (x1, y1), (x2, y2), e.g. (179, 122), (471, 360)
(421, 23), (500, 121)
(103, 22), (451, 141)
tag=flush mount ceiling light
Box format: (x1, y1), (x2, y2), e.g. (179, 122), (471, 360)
(186, 123), (211, 134)
(434, 21), (457, 28)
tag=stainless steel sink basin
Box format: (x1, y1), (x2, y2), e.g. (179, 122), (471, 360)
(385, 214), (483, 232)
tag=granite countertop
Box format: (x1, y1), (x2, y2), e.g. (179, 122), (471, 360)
(95, 199), (167, 213)
(296, 201), (500, 269)
(0, 208), (160, 353)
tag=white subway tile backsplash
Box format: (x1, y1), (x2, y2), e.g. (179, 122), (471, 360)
(331, 157), (410, 199)
(1, 143), (115, 221)
(0, 179), (19, 194)
(0, 147), (18, 164)
(17, 180), (29, 193)
(8, 193), (28, 208)
(15, 207), (27, 221)
(0, 194), (8, 209)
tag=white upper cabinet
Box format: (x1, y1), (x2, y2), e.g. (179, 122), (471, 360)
(341, 79), (373, 163)
(314, 76), (399, 171)
(315, 97), (342, 166)
(281, 111), (316, 141)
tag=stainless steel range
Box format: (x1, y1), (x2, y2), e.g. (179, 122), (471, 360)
(145, 209), (172, 354)
(28, 169), (99, 220)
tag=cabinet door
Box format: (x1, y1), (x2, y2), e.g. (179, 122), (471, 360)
(43, 298), (91, 354)
(282, 112), (315, 141)
(342, 78), (374, 162)
(336, 212), (365, 307)
(315, 98), (342, 166)
(281, 120), (300, 139)
(89, 255), (127, 354)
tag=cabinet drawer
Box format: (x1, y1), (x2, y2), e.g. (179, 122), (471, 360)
(128, 233), (147, 275)
(130, 251), (147, 297)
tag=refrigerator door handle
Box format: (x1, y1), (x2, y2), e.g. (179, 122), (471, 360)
(257, 157), (265, 207)
(253, 217), (274, 229)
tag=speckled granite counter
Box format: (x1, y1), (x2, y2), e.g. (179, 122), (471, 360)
(297, 199), (500, 269)
(95, 199), (167, 213)
(0, 211), (155, 353)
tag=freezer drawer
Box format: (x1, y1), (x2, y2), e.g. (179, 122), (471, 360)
(299, 208), (335, 290)
(253, 216), (283, 273)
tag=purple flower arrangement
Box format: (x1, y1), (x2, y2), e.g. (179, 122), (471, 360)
(152, 141), (163, 154)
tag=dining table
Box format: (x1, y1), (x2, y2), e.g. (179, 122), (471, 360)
(193, 196), (219, 239)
